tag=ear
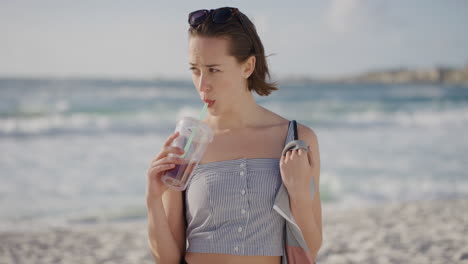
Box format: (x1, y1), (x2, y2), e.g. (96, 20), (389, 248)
(242, 55), (256, 79)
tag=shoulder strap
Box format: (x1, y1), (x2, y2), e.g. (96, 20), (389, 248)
(182, 190), (187, 226)
(292, 120), (298, 140)
(181, 190), (188, 264)
(284, 120), (298, 147)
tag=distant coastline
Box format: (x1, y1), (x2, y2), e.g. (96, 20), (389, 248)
(280, 65), (468, 86)
(2, 65), (468, 86)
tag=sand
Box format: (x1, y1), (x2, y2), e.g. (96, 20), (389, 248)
(319, 198), (468, 264)
(0, 197), (467, 264)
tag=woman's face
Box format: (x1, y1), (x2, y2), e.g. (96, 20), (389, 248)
(188, 36), (250, 115)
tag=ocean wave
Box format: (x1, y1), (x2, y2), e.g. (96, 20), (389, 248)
(1, 103), (467, 137)
(265, 100), (468, 128)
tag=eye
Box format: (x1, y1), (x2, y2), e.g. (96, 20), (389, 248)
(209, 68), (220, 73)
(189, 67), (200, 74)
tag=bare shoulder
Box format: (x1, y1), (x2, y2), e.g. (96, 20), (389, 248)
(261, 107), (289, 127)
(263, 106), (317, 142)
(296, 122), (319, 146)
(296, 122), (321, 184)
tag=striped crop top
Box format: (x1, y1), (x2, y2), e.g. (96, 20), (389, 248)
(184, 120), (297, 256)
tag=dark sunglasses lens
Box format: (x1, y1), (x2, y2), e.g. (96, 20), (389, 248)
(212, 8), (233, 23)
(189, 10), (207, 26)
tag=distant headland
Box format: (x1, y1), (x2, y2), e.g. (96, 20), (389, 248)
(280, 65), (468, 85)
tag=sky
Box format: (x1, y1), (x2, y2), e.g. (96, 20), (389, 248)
(1, 0), (467, 79)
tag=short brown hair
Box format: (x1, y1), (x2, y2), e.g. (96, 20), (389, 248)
(188, 7), (278, 96)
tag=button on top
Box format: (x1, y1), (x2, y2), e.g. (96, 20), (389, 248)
(238, 227), (243, 232)
(234, 246), (239, 251)
(241, 209), (246, 214)
(240, 163), (245, 168)
(240, 171), (244, 176)
(241, 189), (246, 195)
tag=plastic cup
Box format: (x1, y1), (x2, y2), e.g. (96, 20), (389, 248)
(162, 116), (214, 191)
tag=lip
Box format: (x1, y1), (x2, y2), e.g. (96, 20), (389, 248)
(203, 99), (216, 107)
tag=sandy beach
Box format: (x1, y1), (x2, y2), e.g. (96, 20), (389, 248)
(0, 197), (466, 264)
(319, 198), (468, 264)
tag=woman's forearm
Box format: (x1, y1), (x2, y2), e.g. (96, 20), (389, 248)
(290, 192), (323, 261)
(147, 197), (183, 264)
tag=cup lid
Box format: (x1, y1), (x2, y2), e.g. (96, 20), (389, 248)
(179, 116), (214, 143)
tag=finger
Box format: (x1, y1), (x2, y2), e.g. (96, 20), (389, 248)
(162, 155), (186, 164)
(308, 145), (314, 161)
(280, 151), (287, 164)
(152, 156), (185, 167)
(290, 149), (297, 160)
(280, 152), (285, 166)
(163, 131), (180, 147)
(160, 146), (185, 157)
(297, 148), (309, 166)
(307, 150), (313, 167)
(154, 145), (185, 161)
(285, 150), (291, 161)
(147, 163), (176, 176)
(155, 132), (180, 159)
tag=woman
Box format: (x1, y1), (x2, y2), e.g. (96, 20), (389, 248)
(146, 7), (322, 264)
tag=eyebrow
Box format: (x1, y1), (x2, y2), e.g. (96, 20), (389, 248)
(189, 63), (221, 67)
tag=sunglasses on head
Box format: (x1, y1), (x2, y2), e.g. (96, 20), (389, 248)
(188, 7), (255, 53)
(188, 7), (243, 28)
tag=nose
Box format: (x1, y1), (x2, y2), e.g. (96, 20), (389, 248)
(198, 74), (211, 92)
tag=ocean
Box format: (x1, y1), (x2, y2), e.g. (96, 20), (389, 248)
(1, 78), (467, 229)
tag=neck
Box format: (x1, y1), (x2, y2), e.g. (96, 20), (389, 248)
(205, 93), (265, 132)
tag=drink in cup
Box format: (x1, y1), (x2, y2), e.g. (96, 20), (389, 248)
(162, 116), (214, 191)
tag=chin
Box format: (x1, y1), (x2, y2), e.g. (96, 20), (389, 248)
(207, 106), (221, 116)
(207, 108), (218, 115)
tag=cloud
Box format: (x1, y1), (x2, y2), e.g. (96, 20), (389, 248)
(328, 0), (361, 33)
(327, 0), (392, 34)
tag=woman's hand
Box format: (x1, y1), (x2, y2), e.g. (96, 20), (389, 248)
(279, 147), (314, 197)
(146, 131), (186, 206)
